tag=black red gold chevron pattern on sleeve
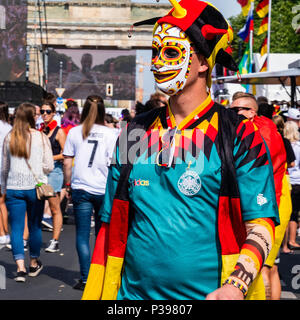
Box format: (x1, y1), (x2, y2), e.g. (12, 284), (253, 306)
(234, 119), (269, 171)
(226, 218), (275, 293)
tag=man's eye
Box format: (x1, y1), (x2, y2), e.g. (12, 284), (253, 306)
(164, 48), (179, 59)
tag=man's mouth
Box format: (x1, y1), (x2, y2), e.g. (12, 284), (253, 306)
(153, 70), (181, 83)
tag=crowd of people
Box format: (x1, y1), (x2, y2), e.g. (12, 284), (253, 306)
(0, 90), (170, 288)
(0, 0), (299, 301)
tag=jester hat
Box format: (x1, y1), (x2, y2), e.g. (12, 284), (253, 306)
(134, 0), (238, 88)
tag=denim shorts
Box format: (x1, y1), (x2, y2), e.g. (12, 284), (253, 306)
(47, 161), (63, 193)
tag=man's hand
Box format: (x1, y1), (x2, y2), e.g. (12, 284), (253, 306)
(205, 284), (244, 300)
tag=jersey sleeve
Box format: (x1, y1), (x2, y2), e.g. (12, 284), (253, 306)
(233, 119), (279, 224)
(99, 141), (121, 224)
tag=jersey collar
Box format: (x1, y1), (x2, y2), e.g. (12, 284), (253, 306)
(166, 93), (214, 130)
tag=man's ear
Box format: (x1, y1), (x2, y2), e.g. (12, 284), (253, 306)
(198, 55), (209, 73)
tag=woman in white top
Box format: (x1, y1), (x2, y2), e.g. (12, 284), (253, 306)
(1, 103), (54, 282)
(0, 102), (12, 245)
(284, 121), (300, 250)
(63, 95), (117, 290)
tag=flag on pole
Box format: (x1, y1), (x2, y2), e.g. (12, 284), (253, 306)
(237, 5), (254, 42)
(260, 57), (268, 72)
(237, 0), (254, 17)
(256, 0), (269, 18)
(257, 15), (269, 35)
(238, 42), (252, 75)
(259, 36), (268, 56)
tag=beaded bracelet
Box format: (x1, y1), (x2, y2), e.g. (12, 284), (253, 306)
(223, 278), (248, 297)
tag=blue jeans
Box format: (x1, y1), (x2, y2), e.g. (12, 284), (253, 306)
(5, 189), (44, 261)
(72, 189), (104, 282)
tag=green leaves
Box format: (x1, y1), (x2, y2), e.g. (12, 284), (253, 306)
(229, 0), (300, 64)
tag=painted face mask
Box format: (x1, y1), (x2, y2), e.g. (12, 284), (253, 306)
(151, 23), (193, 96)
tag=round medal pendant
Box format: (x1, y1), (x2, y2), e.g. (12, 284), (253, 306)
(177, 170), (201, 197)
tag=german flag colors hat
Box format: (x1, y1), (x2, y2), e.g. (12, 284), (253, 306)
(134, 0), (238, 88)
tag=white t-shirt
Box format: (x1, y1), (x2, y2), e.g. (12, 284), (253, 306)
(288, 141), (300, 185)
(0, 121), (12, 185)
(63, 124), (118, 195)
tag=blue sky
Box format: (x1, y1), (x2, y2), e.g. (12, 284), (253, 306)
(134, 0), (242, 103)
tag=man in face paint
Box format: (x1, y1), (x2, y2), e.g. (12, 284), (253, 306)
(82, 0), (279, 301)
(151, 21), (210, 125)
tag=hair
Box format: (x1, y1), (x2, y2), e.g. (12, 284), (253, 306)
(121, 108), (132, 123)
(61, 100), (80, 128)
(80, 95), (105, 139)
(257, 96), (269, 105)
(43, 92), (56, 105)
(9, 103), (36, 159)
(258, 103), (274, 119)
(284, 121), (300, 143)
(232, 91), (258, 112)
(105, 113), (114, 124)
(272, 115), (285, 135)
(41, 101), (56, 113)
(0, 101), (9, 122)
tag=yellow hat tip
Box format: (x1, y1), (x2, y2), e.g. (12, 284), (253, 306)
(169, 0), (187, 19)
(172, 7), (187, 19)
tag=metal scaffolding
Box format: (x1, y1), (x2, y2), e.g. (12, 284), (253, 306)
(27, 0), (49, 90)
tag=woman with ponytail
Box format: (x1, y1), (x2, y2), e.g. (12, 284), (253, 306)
(1, 103), (53, 282)
(63, 95), (118, 290)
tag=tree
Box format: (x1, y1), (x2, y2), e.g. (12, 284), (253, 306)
(92, 55), (136, 73)
(229, 0), (300, 63)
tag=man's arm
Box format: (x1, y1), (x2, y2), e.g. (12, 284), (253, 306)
(206, 218), (275, 300)
(63, 156), (73, 196)
(207, 119), (278, 300)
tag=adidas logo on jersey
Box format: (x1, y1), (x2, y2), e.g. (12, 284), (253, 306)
(134, 179), (150, 187)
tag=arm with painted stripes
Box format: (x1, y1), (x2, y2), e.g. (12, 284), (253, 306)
(206, 217), (275, 300)
(225, 217), (275, 296)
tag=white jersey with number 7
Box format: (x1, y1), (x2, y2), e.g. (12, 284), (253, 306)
(63, 124), (118, 195)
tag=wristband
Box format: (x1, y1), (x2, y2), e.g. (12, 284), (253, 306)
(65, 183), (71, 187)
(223, 278), (248, 297)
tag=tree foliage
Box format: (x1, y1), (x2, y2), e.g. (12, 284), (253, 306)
(48, 48), (79, 73)
(92, 55), (136, 73)
(228, 0), (300, 64)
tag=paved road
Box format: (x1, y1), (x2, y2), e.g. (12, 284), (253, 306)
(0, 211), (299, 301)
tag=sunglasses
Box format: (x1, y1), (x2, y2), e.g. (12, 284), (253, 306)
(40, 109), (52, 115)
(231, 106), (252, 113)
(156, 127), (178, 167)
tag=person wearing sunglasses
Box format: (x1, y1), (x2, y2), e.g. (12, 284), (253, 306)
(231, 91), (292, 300)
(39, 101), (67, 253)
(83, 0), (279, 301)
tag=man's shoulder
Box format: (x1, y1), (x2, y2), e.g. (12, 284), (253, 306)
(214, 102), (249, 135)
(131, 107), (165, 129)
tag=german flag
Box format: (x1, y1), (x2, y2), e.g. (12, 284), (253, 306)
(237, 0), (254, 16)
(257, 15), (268, 35)
(260, 36), (268, 56)
(260, 58), (267, 72)
(256, 0), (269, 18)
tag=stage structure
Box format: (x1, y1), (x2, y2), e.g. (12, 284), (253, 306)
(0, 81), (46, 108)
(26, 0), (171, 102)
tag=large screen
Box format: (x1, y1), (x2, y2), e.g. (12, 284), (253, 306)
(47, 48), (136, 100)
(0, 0), (27, 82)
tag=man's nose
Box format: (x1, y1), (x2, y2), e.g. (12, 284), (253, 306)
(152, 56), (164, 69)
